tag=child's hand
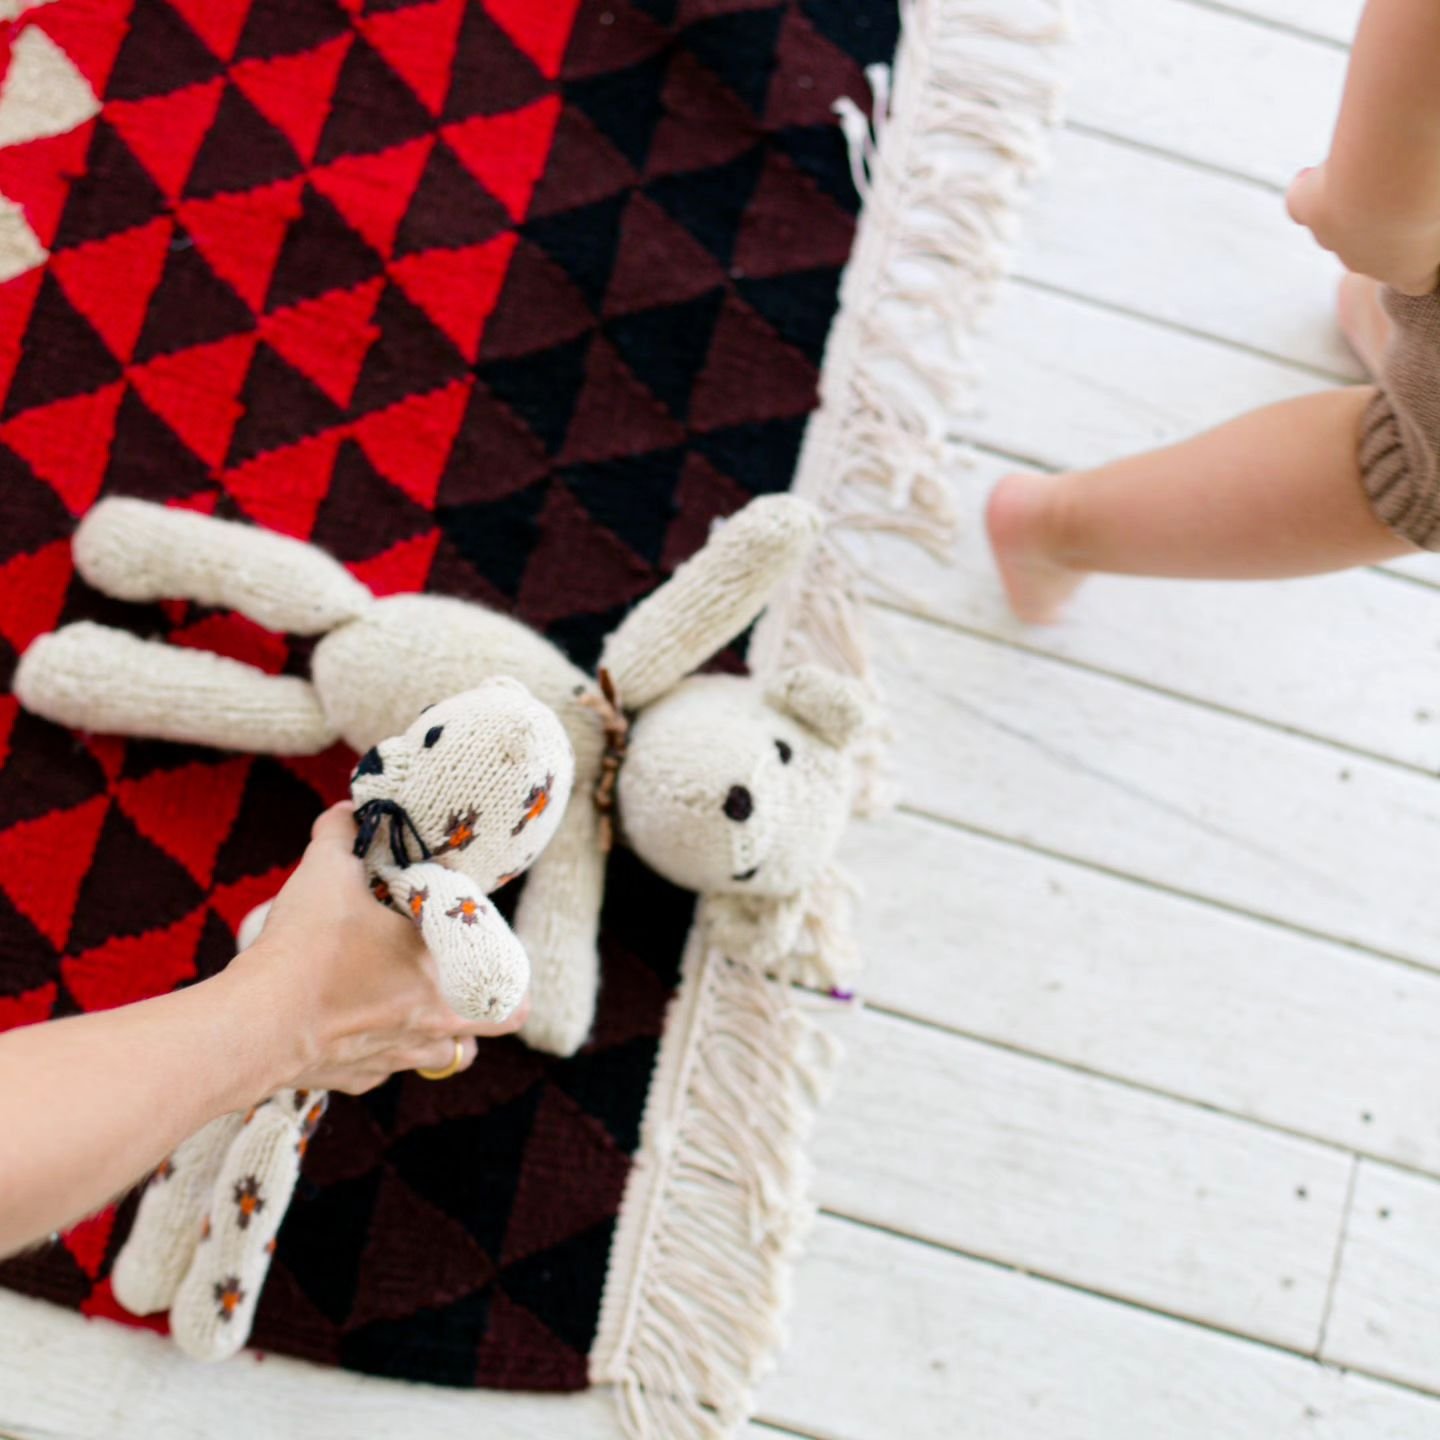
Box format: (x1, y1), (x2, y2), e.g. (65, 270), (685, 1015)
(1287, 163), (1440, 295)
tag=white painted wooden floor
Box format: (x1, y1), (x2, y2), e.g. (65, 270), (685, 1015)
(757, 0), (1440, 1435)
(10, 3), (1440, 1437)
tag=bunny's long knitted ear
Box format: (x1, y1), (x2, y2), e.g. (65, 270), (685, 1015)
(598, 495), (822, 708)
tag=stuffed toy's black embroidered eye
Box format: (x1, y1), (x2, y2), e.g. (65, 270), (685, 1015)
(775, 739), (793, 764)
(424, 725), (444, 748)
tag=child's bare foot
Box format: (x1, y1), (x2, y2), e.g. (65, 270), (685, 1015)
(1336, 272), (1393, 377)
(985, 472), (1086, 624)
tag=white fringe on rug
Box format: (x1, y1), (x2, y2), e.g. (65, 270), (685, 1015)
(590, 1), (1069, 1435)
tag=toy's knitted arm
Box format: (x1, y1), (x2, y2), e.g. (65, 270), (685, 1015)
(598, 494), (822, 708)
(512, 791), (605, 1057)
(72, 497), (373, 635)
(16, 623), (336, 754)
(386, 863), (530, 1024)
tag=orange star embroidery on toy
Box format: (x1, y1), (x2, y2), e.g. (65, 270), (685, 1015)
(512, 774), (554, 835)
(296, 1097), (327, 1155)
(214, 1275), (246, 1321)
(370, 876), (391, 905)
(408, 886), (429, 920)
(438, 807), (479, 852)
(199, 1216), (211, 1242)
(233, 1175), (265, 1229)
(446, 896), (483, 925)
(151, 1156), (174, 1184)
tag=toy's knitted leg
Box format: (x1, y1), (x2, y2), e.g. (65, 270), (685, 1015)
(110, 1112), (247, 1316)
(169, 1091), (327, 1362)
(514, 798), (606, 1057)
(16, 623), (336, 754)
(74, 498), (372, 635)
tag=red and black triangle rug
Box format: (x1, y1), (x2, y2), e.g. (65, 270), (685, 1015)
(0, 0), (898, 1397)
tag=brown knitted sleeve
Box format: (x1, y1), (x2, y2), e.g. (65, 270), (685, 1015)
(1361, 287), (1440, 549)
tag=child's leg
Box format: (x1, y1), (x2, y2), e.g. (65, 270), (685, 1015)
(987, 387), (1412, 623)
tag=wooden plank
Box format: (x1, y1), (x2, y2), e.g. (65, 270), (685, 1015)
(866, 605), (1440, 970)
(1069, 0), (1347, 187)
(965, 281), (1328, 469)
(0, 1291), (622, 1440)
(1323, 1162), (1440, 1394)
(758, 1215), (1440, 1440)
(1015, 127), (1363, 378)
(840, 808), (1440, 1173)
(846, 449), (1440, 772)
(811, 1006), (1348, 1347)
(1193, 0), (1361, 45)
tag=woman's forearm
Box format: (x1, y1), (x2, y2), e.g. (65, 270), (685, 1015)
(0, 963), (294, 1256)
(1326, 0), (1440, 222)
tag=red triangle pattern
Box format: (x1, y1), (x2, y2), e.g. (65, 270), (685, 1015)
(32, 0), (132, 97)
(0, 121), (94, 250)
(113, 757), (252, 887)
(62, 906), (207, 1012)
(0, 796), (109, 950)
(208, 865), (292, 939)
(347, 526), (441, 597)
(0, 265), (42, 407)
(0, 539), (74, 653)
(441, 96), (561, 223)
(62, 1204), (117, 1279)
(388, 231), (517, 361)
(174, 179), (305, 313)
(309, 138), (433, 260)
(357, 0), (465, 116)
(127, 332), (257, 469)
(80, 1275), (171, 1334)
(105, 81), (225, 200)
(259, 277), (384, 409)
(230, 35), (354, 166)
(170, 612), (287, 675)
(352, 378), (469, 508)
(50, 218), (174, 364)
(0, 981), (55, 1034)
(222, 429), (343, 539)
(0, 382), (125, 515)
(487, 0), (581, 79)
(164, 0), (250, 63)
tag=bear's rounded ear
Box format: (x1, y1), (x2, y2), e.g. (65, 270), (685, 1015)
(764, 664), (869, 749)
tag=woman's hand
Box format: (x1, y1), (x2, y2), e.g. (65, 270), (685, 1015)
(1286, 163), (1440, 296)
(222, 803), (528, 1099)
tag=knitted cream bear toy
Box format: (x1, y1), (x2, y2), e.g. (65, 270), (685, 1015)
(17, 492), (868, 1056)
(107, 676), (575, 1360)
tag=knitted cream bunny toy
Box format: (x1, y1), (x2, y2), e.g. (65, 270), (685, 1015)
(107, 676), (574, 1360)
(17, 491), (868, 1055)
